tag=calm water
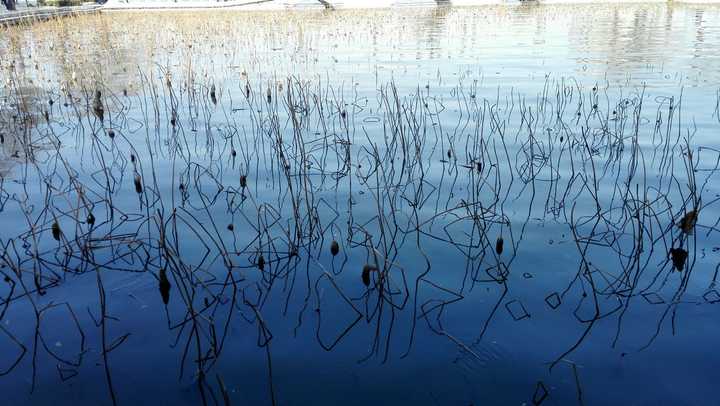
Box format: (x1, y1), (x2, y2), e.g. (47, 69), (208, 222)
(1, 4), (720, 405)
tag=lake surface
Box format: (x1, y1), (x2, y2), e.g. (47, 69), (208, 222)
(2, 4), (720, 405)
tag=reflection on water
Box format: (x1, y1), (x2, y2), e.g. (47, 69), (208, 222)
(1, 4), (720, 405)
(2, 5), (720, 91)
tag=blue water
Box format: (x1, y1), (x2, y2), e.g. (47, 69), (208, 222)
(1, 4), (720, 405)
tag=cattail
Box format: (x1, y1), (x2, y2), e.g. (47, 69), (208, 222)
(245, 82), (251, 98)
(51, 220), (61, 241)
(87, 212), (95, 226)
(159, 268), (171, 305)
(670, 248), (688, 272)
(476, 162), (482, 173)
(266, 87), (272, 103)
(678, 210), (698, 234)
(92, 90), (104, 122)
(258, 254), (265, 271)
(447, 149), (452, 159)
(496, 236), (504, 255)
(330, 240), (339, 256)
(231, 149), (236, 158)
(227, 224), (234, 231)
(130, 154), (135, 163)
(123, 89), (128, 97)
(170, 109), (177, 127)
(134, 173), (143, 194)
(43, 110), (49, 122)
(210, 84), (217, 105)
(340, 110), (346, 119)
(107, 129), (115, 139)
(240, 175), (247, 188)
(362, 264), (376, 287)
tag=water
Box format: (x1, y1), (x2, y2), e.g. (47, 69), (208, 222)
(1, 4), (720, 405)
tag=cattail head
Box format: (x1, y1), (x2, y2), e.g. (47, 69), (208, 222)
(87, 212), (95, 226)
(678, 210), (698, 234)
(266, 87), (272, 103)
(159, 268), (171, 305)
(239, 175), (247, 188)
(92, 90), (104, 122)
(257, 254), (265, 271)
(330, 240), (339, 256)
(51, 220), (61, 241)
(134, 173), (143, 194)
(362, 264), (376, 287)
(210, 84), (217, 105)
(670, 248), (688, 272)
(496, 236), (504, 255)
(227, 224), (234, 231)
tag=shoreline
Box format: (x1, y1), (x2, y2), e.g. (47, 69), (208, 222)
(3, 0), (720, 27)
